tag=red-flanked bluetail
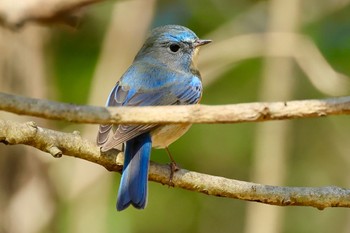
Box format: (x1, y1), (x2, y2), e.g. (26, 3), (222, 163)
(97, 25), (211, 211)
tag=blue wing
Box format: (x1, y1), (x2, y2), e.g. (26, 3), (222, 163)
(97, 62), (202, 151)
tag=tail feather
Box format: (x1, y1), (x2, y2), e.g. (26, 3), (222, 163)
(116, 133), (152, 211)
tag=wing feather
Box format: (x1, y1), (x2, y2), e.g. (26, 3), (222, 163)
(97, 64), (202, 151)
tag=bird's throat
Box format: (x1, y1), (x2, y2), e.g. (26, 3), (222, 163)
(190, 47), (201, 77)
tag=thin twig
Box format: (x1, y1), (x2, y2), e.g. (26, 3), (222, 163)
(1, 92), (350, 124)
(0, 119), (349, 209)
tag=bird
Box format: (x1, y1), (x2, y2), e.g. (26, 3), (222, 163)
(97, 25), (211, 211)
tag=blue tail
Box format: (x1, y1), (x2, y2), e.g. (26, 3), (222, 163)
(116, 133), (152, 211)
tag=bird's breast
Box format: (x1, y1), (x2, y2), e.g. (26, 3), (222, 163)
(151, 124), (192, 149)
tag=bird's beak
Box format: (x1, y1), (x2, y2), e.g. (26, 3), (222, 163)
(194, 39), (212, 47)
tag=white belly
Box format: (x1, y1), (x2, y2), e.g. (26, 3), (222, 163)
(151, 124), (192, 149)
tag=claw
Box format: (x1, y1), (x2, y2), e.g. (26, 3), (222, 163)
(165, 147), (179, 186)
(169, 161), (179, 186)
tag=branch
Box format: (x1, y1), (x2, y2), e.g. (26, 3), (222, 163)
(0, 0), (103, 29)
(1, 119), (350, 209)
(1, 92), (350, 125)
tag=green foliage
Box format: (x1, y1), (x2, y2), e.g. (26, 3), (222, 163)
(49, 1), (350, 233)
(51, 2), (113, 104)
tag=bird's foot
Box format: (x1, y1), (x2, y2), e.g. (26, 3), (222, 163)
(165, 147), (180, 186)
(169, 161), (180, 186)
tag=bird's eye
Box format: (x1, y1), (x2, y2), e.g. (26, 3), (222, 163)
(169, 43), (180, 53)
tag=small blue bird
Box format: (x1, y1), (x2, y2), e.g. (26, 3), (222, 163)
(97, 25), (211, 211)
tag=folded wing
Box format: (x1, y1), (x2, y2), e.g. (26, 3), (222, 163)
(97, 66), (202, 152)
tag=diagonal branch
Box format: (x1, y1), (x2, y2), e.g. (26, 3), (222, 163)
(0, 0), (103, 29)
(1, 92), (350, 125)
(0, 119), (350, 209)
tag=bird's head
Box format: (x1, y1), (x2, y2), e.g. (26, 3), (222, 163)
(135, 25), (211, 73)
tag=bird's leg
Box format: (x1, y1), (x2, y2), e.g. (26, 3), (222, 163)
(165, 147), (179, 185)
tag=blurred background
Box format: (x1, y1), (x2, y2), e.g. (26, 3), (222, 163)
(1, 0), (350, 232)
